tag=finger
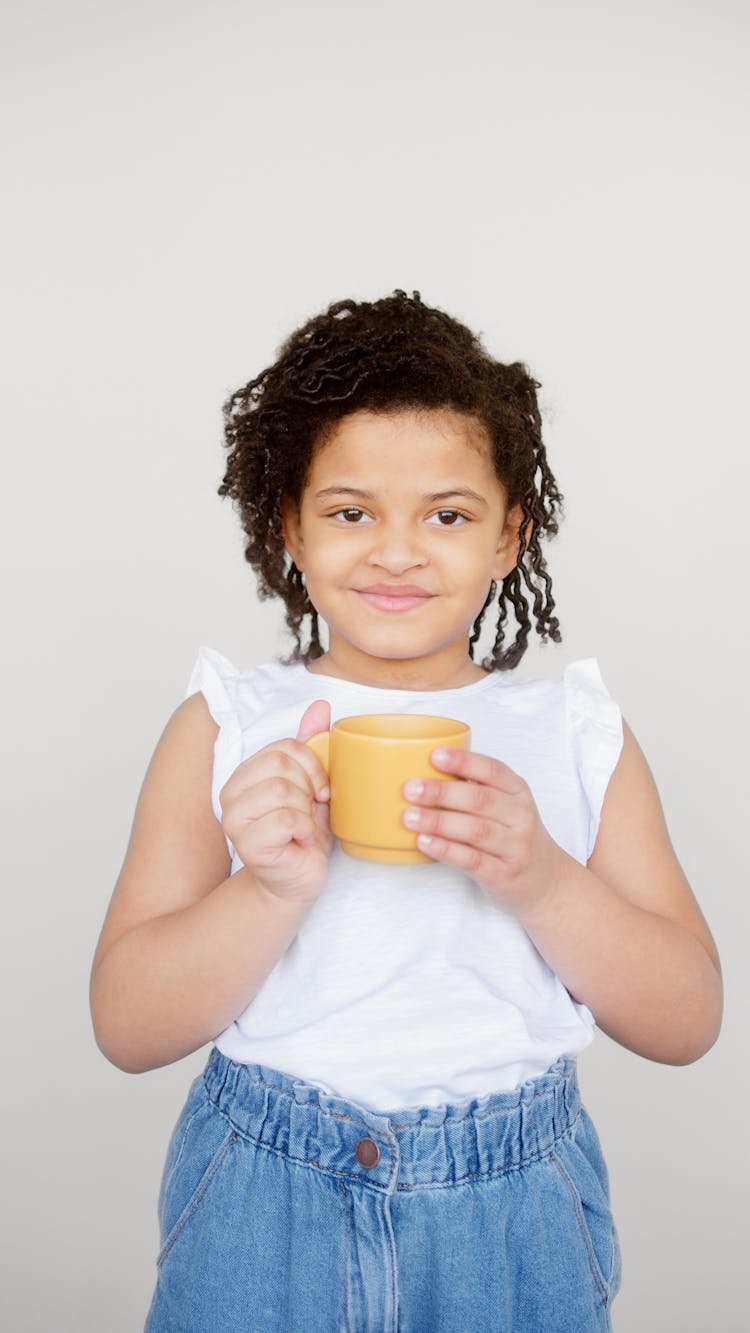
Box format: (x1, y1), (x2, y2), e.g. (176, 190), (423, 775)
(403, 804), (511, 858)
(312, 788), (331, 822)
(222, 740), (328, 806)
(224, 774), (314, 825)
(296, 699), (331, 744)
(295, 700), (331, 800)
(311, 796), (333, 846)
(402, 774), (514, 828)
(426, 746), (527, 794)
(237, 806), (319, 859)
(412, 829), (498, 880)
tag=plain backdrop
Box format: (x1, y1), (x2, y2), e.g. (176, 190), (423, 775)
(2, 1), (748, 1329)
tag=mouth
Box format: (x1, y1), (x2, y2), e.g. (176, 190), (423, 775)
(355, 584), (435, 613)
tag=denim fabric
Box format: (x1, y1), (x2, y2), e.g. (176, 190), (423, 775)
(145, 1049), (621, 1332)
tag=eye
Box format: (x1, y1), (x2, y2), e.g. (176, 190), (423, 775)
(426, 509), (468, 526)
(331, 507), (372, 524)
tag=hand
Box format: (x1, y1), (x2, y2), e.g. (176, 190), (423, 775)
(219, 700), (333, 905)
(402, 747), (565, 919)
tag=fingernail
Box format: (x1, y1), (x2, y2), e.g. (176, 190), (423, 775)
(403, 807), (421, 827)
(432, 748), (450, 765)
(403, 779), (423, 798)
(316, 785), (330, 802)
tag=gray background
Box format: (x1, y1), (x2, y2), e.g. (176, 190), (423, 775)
(2, 1), (748, 1329)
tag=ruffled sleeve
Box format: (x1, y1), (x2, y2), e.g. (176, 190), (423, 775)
(564, 659), (624, 860)
(186, 647), (245, 827)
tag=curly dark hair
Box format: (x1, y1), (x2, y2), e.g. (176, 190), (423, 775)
(219, 289), (563, 670)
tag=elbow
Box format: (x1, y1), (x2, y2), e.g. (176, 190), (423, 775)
(663, 1029), (721, 1067)
(662, 972), (724, 1067)
(91, 1023), (151, 1075)
(90, 1007), (148, 1075)
(681, 1017), (723, 1067)
(610, 965), (724, 1067)
(90, 971), (199, 1074)
(90, 970), (151, 1075)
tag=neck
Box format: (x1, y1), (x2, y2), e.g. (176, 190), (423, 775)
(305, 642), (488, 692)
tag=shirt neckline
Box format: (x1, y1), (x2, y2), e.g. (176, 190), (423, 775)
(298, 663), (507, 697)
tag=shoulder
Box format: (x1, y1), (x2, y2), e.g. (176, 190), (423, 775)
(593, 719), (665, 835)
(482, 658), (622, 747)
(482, 656), (615, 705)
(147, 691), (219, 773)
(187, 647), (307, 726)
(134, 691), (223, 840)
(92, 693), (232, 979)
(590, 717), (688, 865)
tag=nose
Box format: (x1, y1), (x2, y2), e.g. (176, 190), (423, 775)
(366, 519), (427, 574)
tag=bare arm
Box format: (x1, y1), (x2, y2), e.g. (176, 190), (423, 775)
(90, 693), (330, 1074)
(518, 724), (722, 1062)
(403, 722), (723, 1064)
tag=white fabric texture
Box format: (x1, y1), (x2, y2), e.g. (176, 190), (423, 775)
(187, 649), (623, 1112)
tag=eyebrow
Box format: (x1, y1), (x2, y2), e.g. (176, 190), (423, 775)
(313, 485), (489, 508)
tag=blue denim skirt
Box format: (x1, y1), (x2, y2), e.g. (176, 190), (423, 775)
(145, 1048), (621, 1332)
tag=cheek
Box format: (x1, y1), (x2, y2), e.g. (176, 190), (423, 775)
(450, 533), (502, 577)
(300, 549), (345, 601)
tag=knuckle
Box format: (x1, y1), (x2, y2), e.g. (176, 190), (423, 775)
(276, 807), (299, 833)
(268, 775), (293, 804)
(471, 784), (493, 814)
(464, 845), (483, 873)
(472, 817), (493, 844)
(266, 749), (293, 776)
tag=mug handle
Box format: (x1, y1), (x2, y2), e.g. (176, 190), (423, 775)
(305, 731), (331, 771)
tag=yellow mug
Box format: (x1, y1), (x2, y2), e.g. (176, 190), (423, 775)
(306, 714), (470, 864)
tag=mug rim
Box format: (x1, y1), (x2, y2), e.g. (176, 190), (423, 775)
(333, 713), (469, 741)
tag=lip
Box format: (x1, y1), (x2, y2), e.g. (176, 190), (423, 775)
(355, 584), (434, 613)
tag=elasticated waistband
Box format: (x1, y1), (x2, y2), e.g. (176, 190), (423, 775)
(203, 1048), (581, 1195)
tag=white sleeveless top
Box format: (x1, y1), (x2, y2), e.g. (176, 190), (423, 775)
(188, 649), (623, 1112)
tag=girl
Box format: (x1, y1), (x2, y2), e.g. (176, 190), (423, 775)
(91, 290), (722, 1332)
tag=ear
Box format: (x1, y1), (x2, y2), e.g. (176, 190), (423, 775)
(492, 504), (526, 581)
(281, 495), (304, 572)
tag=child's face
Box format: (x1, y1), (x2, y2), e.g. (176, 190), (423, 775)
(282, 408), (521, 688)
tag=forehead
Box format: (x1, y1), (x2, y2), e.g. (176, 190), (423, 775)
(309, 408), (494, 478)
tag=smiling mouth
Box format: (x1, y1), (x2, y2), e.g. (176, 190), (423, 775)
(355, 585), (434, 613)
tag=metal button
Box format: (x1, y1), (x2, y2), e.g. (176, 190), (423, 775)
(355, 1136), (380, 1169)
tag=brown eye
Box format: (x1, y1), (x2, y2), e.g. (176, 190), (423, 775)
(428, 510), (467, 526)
(333, 507), (368, 523)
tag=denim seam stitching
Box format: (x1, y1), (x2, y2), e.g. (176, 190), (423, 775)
(201, 1099), (582, 1192)
(339, 1181), (351, 1333)
(383, 1190), (399, 1331)
(162, 1103), (203, 1203)
(157, 1131), (238, 1268)
(393, 1108), (583, 1191)
(203, 1097), (400, 1190)
(549, 1147), (610, 1306)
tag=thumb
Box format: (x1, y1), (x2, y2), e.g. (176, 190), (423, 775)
(295, 698), (331, 743)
